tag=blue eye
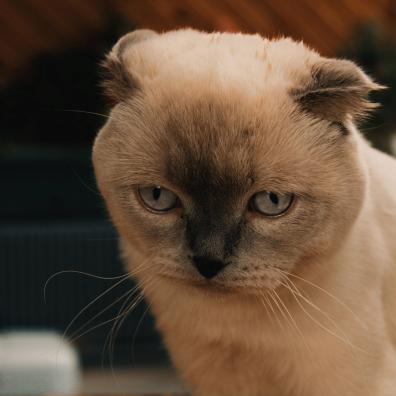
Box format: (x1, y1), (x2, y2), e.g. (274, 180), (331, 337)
(138, 185), (180, 212)
(250, 191), (294, 216)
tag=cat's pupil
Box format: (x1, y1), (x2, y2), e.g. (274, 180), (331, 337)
(152, 187), (161, 200)
(269, 192), (279, 205)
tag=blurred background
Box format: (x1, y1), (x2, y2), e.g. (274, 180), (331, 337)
(1, 0), (395, 394)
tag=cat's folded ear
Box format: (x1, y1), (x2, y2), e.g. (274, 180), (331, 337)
(292, 58), (385, 123)
(101, 29), (158, 104)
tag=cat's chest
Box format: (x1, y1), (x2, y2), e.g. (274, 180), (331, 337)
(147, 283), (365, 396)
(149, 286), (308, 365)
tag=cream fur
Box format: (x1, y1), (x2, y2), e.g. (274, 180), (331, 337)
(93, 29), (396, 396)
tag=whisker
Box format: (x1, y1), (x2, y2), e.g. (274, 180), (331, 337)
(68, 286), (136, 342)
(107, 292), (146, 369)
(64, 259), (151, 344)
(281, 278), (363, 354)
(131, 303), (151, 364)
(269, 290), (290, 332)
(262, 293), (278, 329)
(103, 259), (156, 360)
(75, 282), (152, 348)
(275, 267), (366, 329)
(104, 258), (159, 368)
(49, 108), (127, 127)
(105, 284), (145, 365)
(52, 108), (112, 120)
(106, 275), (161, 369)
(61, 275), (131, 343)
(128, 276), (163, 367)
(264, 291), (286, 333)
(272, 288), (311, 354)
(282, 274), (364, 350)
(68, 310), (138, 344)
(70, 167), (102, 197)
(44, 270), (129, 304)
(258, 295), (275, 329)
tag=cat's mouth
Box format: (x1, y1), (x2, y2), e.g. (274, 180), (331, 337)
(153, 257), (287, 294)
(157, 271), (240, 294)
(157, 271), (280, 296)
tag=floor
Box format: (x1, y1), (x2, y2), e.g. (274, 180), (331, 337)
(80, 367), (188, 394)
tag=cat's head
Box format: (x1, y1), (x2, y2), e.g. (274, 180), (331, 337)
(93, 29), (382, 294)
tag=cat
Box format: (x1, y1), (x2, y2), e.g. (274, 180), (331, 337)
(93, 28), (396, 396)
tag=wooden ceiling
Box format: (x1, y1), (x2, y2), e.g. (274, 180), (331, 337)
(0, 0), (395, 86)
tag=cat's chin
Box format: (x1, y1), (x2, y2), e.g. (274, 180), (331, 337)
(156, 272), (281, 296)
(156, 272), (232, 294)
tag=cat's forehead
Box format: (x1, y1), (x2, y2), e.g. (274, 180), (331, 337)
(163, 97), (256, 200)
(115, 87), (321, 196)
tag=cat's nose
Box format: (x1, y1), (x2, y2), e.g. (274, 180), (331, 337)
(192, 255), (229, 279)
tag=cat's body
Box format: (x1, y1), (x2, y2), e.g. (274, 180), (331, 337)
(93, 29), (396, 395)
(123, 138), (396, 396)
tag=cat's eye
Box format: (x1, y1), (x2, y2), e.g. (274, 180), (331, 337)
(249, 191), (294, 217)
(137, 185), (180, 213)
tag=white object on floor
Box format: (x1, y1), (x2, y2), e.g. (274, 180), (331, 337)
(0, 330), (80, 395)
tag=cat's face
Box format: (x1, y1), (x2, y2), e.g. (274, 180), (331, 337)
(93, 29), (380, 295)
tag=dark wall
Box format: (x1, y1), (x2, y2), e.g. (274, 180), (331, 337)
(1, 18), (167, 367)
